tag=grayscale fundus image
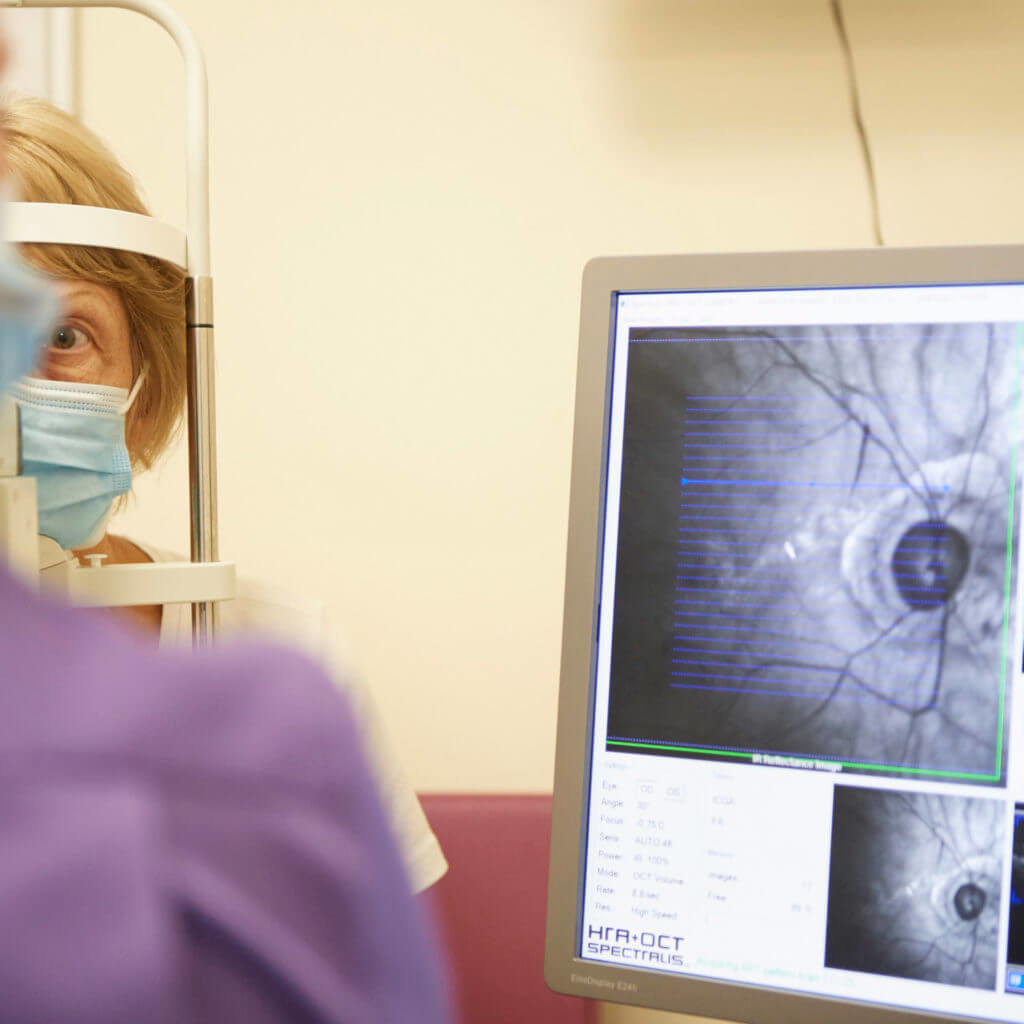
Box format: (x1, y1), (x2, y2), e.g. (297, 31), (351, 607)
(606, 323), (1020, 782)
(825, 785), (1004, 989)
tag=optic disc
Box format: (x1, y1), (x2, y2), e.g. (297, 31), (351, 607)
(890, 520), (969, 611)
(953, 882), (986, 922)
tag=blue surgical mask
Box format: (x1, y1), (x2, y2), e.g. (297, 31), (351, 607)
(10, 373), (144, 550)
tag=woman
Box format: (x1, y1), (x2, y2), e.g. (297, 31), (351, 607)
(3, 95), (447, 894)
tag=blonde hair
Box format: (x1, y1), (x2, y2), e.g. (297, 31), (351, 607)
(0, 95), (187, 470)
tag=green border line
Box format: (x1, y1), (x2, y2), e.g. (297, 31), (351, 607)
(995, 322), (1023, 775)
(606, 739), (996, 782)
(609, 321), (1024, 784)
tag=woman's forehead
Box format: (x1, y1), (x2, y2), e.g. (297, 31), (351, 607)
(54, 279), (126, 317)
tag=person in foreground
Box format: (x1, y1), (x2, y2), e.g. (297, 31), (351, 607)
(0, 111), (449, 1024)
(0, 579), (451, 1023)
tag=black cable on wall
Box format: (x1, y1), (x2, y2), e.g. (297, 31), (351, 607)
(830, 0), (885, 246)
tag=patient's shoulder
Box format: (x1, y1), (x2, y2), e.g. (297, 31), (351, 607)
(130, 539), (329, 654)
(0, 569), (364, 796)
(143, 640), (366, 792)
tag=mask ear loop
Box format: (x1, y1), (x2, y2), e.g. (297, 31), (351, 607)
(121, 364), (148, 415)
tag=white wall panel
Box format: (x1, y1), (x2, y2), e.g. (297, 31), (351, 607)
(2, 8), (76, 111)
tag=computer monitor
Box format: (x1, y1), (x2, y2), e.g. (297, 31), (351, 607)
(546, 246), (1024, 1024)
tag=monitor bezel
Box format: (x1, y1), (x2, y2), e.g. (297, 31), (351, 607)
(546, 244), (1024, 1024)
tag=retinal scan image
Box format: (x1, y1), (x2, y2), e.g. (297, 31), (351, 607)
(825, 785), (1004, 989)
(606, 323), (1021, 783)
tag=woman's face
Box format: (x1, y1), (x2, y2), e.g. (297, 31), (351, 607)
(33, 279), (133, 389)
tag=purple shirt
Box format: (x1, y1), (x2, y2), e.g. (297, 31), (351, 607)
(0, 566), (450, 1024)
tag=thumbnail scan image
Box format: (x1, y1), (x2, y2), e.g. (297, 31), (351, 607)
(1006, 809), (1024, 980)
(825, 785), (1004, 989)
(606, 322), (1021, 782)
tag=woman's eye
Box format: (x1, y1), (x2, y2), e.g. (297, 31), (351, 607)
(50, 325), (88, 352)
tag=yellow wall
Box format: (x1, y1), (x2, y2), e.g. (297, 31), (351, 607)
(74, 1), (1024, 1021)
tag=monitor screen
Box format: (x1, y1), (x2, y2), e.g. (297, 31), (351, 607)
(547, 250), (1024, 1024)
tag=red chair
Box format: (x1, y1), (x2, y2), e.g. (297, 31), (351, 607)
(420, 794), (599, 1024)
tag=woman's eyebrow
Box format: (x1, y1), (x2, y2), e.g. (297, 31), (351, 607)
(60, 288), (120, 323)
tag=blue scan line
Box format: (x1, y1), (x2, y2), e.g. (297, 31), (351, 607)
(673, 608), (791, 622)
(677, 541), (774, 547)
(671, 669), (845, 686)
(678, 526), (789, 534)
(683, 441), (807, 449)
(676, 581), (790, 592)
(677, 536), (773, 543)
(675, 564), (797, 573)
(678, 514), (799, 523)
(671, 639), (860, 655)
(674, 566), (735, 573)
(682, 418), (805, 423)
(683, 430), (820, 438)
(675, 570), (797, 580)
(671, 665), (928, 685)
(672, 658), (839, 673)
(682, 455), (804, 462)
(683, 418), (835, 426)
(675, 598), (771, 608)
(673, 643), (820, 655)
(669, 682), (933, 707)
(674, 629), (837, 642)
(680, 475), (951, 492)
(676, 587), (793, 598)
(672, 624), (847, 644)
(678, 504), (779, 512)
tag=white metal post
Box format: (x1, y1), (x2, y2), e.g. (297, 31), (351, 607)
(46, 9), (77, 114)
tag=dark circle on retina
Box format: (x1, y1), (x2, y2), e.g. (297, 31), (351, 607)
(953, 882), (986, 921)
(891, 520), (970, 611)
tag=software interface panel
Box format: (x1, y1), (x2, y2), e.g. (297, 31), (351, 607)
(580, 282), (1024, 1021)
